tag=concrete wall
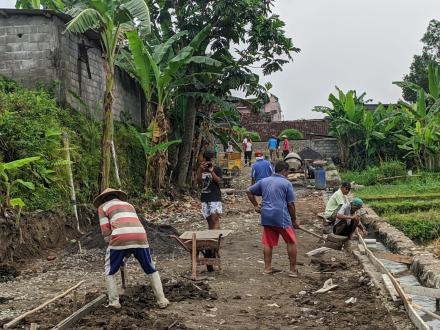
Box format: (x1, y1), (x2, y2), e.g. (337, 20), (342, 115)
(240, 138), (340, 159)
(0, 12), (143, 125)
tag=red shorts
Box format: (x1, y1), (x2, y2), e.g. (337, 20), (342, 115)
(262, 226), (297, 248)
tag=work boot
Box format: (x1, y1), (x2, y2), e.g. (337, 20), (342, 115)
(105, 275), (121, 308)
(149, 271), (169, 308)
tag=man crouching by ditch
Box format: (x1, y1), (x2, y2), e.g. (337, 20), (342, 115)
(94, 188), (169, 309)
(246, 161), (300, 277)
(333, 197), (367, 238)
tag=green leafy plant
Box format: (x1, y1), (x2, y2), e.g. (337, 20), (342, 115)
(368, 199), (440, 215)
(0, 156), (40, 209)
(279, 128), (304, 140)
(129, 125), (181, 192)
(386, 211), (440, 243)
(65, 0), (151, 191)
(10, 198), (25, 244)
(340, 161), (406, 186)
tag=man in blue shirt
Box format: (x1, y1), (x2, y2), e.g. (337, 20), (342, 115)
(267, 135), (278, 162)
(251, 150), (273, 184)
(246, 161), (300, 277)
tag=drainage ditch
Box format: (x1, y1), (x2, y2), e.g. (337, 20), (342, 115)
(366, 235), (440, 328)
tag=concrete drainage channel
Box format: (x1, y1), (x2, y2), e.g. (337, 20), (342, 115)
(321, 180), (440, 330)
(365, 234), (440, 328)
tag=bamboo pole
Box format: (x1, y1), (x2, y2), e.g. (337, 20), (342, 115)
(62, 132), (83, 235)
(110, 140), (121, 189)
(3, 280), (85, 329)
(412, 303), (440, 321)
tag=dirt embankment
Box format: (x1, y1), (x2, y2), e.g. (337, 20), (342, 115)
(0, 205), (94, 271)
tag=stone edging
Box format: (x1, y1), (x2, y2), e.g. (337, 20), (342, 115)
(362, 209), (440, 289)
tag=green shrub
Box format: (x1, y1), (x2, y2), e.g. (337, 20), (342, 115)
(279, 128), (304, 140)
(341, 161), (406, 186)
(386, 211), (440, 243)
(247, 131), (261, 142)
(369, 199), (440, 215)
(0, 77), (145, 211)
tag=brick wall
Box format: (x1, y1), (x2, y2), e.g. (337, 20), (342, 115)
(0, 10), (143, 125)
(219, 138), (340, 159)
(242, 119), (330, 140)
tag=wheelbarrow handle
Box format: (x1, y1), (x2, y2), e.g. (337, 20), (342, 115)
(169, 235), (192, 252)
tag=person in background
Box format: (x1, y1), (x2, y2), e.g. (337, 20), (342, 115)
(276, 136), (281, 159)
(282, 135), (290, 158)
(267, 135), (278, 162)
(334, 198), (367, 238)
(244, 138), (253, 166)
(197, 150), (223, 272)
(324, 182), (351, 223)
(197, 150), (223, 230)
(94, 189), (169, 309)
(251, 150), (273, 184)
(246, 161), (300, 277)
(242, 136), (248, 159)
(226, 141), (233, 152)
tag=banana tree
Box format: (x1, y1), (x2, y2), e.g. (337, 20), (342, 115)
(65, 0), (151, 191)
(0, 156), (40, 210)
(124, 25), (220, 189)
(129, 125), (181, 192)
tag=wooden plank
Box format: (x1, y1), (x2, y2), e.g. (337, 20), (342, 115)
(401, 285), (440, 299)
(382, 274), (399, 302)
(306, 247), (331, 257)
(179, 230), (232, 240)
(191, 233), (197, 278)
(3, 280), (85, 329)
(51, 294), (106, 330)
(358, 235), (430, 330)
(374, 251), (413, 265)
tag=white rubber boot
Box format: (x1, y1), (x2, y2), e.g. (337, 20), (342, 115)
(149, 271), (169, 308)
(105, 275), (121, 308)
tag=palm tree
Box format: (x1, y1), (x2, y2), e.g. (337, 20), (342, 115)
(65, 0), (151, 191)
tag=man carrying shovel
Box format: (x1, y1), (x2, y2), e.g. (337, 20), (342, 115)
(246, 161), (300, 277)
(94, 188), (169, 309)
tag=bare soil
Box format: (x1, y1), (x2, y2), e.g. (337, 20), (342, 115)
(0, 170), (412, 329)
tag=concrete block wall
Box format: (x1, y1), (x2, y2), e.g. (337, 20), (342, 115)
(0, 12), (143, 125)
(0, 15), (58, 88)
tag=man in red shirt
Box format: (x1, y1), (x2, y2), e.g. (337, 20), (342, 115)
(94, 188), (169, 309)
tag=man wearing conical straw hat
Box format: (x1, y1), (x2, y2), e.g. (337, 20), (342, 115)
(93, 188), (169, 309)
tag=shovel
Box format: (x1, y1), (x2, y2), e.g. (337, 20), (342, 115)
(298, 226), (326, 241)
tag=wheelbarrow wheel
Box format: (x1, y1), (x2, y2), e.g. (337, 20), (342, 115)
(231, 166), (240, 177)
(204, 249), (214, 272)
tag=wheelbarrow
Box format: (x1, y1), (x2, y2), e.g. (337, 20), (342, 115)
(170, 230), (232, 279)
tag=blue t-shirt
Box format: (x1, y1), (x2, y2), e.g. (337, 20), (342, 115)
(248, 174), (296, 228)
(251, 160), (274, 182)
(268, 138), (277, 149)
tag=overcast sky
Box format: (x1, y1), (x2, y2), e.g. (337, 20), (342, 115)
(1, 0), (439, 119)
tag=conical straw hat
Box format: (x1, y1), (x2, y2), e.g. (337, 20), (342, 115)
(93, 188), (127, 208)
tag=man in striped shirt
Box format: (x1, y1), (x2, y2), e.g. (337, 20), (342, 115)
(94, 188), (169, 309)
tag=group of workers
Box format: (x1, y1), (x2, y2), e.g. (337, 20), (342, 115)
(241, 135), (290, 165)
(93, 146), (366, 309)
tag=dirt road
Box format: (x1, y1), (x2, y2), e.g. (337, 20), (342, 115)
(0, 175), (413, 329)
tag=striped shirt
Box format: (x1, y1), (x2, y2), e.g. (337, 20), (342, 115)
(98, 199), (149, 250)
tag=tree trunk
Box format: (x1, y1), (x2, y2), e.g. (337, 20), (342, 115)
(176, 96), (197, 188)
(152, 104), (169, 190)
(99, 66), (114, 192)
